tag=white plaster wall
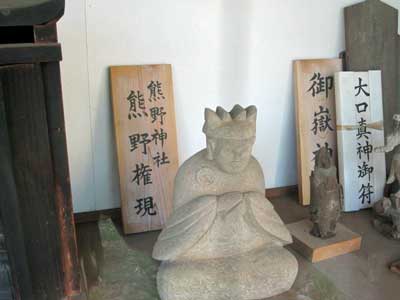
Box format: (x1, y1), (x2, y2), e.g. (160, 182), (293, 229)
(58, 0), (400, 213)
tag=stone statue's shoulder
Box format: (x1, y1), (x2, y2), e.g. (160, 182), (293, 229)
(173, 149), (217, 208)
(246, 156), (266, 191)
(175, 149), (217, 187)
(248, 156), (264, 174)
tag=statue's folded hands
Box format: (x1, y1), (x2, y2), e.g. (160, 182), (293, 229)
(152, 195), (217, 261)
(217, 191), (243, 214)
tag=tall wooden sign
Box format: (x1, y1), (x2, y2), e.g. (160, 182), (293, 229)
(110, 64), (179, 234)
(345, 0), (400, 170)
(294, 59), (342, 205)
(335, 71), (386, 212)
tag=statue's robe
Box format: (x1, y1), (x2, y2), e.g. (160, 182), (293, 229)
(153, 149), (292, 261)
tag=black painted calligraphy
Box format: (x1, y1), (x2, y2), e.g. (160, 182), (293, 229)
(131, 163), (153, 186)
(147, 80), (165, 102)
(311, 106), (334, 135)
(150, 106), (166, 125)
(307, 72), (334, 98)
(153, 151), (170, 167)
(134, 196), (157, 216)
(358, 183), (374, 204)
(355, 77), (370, 97)
(127, 90), (148, 120)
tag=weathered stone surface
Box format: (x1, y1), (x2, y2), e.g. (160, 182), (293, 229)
(310, 147), (342, 239)
(152, 105), (298, 300)
(374, 114), (400, 239)
(157, 246), (298, 300)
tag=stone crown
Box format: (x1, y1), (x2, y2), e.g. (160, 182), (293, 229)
(202, 105), (257, 139)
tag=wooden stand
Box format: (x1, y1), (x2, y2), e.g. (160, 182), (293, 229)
(287, 219), (362, 263)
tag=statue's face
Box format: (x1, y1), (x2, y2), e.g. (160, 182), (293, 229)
(209, 137), (255, 173)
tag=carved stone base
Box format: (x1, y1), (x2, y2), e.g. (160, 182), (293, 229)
(156, 246), (298, 300)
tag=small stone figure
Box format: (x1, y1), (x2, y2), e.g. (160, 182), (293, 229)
(390, 260), (400, 275)
(310, 146), (342, 239)
(374, 114), (400, 239)
(373, 194), (400, 239)
(152, 105), (298, 300)
(375, 114), (400, 196)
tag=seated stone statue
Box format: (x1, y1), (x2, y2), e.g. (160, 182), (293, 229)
(374, 114), (400, 239)
(375, 114), (400, 196)
(152, 105), (298, 300)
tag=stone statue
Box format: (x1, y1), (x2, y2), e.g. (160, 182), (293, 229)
(152, 105), (298, 300)
(373, 194), (400, 239)
(310, 147), (342, 239)
(374, 114), (400, 239)
(375, 114), (400, 196)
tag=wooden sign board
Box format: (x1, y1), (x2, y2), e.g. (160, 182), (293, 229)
(110, 64), (178, 234)
(335, 71), (386, 212)
(345, 0), (400, 171)
(294, 59), (343, 205)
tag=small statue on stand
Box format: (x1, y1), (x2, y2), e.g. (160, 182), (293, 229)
(374, 114), (400, 273)
(309, 146), (343, 239)
(152, 105), (298, 300)
(374, 114), (400, 239)
(373, 195), (400, 239)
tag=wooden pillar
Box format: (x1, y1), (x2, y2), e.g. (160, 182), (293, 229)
(0, 1), (80, 298)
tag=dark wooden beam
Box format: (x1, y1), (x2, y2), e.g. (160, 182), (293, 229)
(34, 22), (58, 43)
(42, 62), (81, 296)
(0, 0), (65, 27)
(0, 43), (61, 65)
(1, 63), (63, 299)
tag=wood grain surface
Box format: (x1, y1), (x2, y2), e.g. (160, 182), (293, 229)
(110, 64), (178, 234)
(294, 58), (342, 205)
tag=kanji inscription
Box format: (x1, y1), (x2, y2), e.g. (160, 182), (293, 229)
(110, 64), (178, 234)
(294, 59), (342, 205)
(335, 71), (386, 212)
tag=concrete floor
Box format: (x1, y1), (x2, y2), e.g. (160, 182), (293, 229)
(80, 195), (400, 300)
